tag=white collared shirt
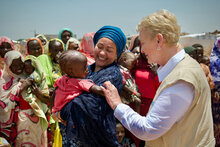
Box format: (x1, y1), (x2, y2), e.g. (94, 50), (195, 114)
(114, 49), (195, 141)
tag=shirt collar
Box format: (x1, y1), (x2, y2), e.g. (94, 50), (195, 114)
(157, 49), (186, 82)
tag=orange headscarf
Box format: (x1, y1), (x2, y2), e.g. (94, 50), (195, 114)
(26, 37), (44, 55)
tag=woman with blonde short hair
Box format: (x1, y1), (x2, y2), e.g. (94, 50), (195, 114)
(102, 9), (215, 147)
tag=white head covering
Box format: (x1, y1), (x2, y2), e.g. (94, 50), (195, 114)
(3, 50), (24, 78)
(66, 37), (81, 50)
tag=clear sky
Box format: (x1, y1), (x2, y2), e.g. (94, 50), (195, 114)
(0, 0), (219, 40)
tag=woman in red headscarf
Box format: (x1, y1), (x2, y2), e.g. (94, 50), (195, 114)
(80, 32), (95, 65)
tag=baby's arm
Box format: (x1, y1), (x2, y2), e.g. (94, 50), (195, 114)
(123, 84), (141, 98)
(89, 85), (105, 96)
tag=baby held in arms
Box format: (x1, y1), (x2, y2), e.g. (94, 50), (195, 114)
(51, 50), (104, 122)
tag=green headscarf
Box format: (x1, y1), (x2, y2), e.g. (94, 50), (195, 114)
(58, 28), (73, 50)
(184, 46), (196, 54)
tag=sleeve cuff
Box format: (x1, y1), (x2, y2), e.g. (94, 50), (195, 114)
(114, 103), (131, 121)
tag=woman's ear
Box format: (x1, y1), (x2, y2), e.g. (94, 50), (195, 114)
(156, 33), (164, 45)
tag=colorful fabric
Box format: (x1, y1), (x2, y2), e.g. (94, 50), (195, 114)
(131, 56), (159, 115)
(3, 50), (24, 78)
(0, 36), (15, 50)
(66, 37), (80, 50)
(0, 51), (48, 146)
(51, 61), (62, 83)
(38, 38), (63, 88)
(119, 65), (139, 104)
(210, 37), (220, 146)
(60, 62), (123, 146)
(80, 33), (96, 65)
(210, 37), (220, 91)
(0, 51), (23, 146)
(58, 28), (73, 50)
(80, 32), (95, 56)
(36, 34), (49, 54)
(93, 26), (126, 58)
(52, 75), (95, 113)
(0, 36), (15, 70)
(26, 37), (44, 55)
(22, 55), (49, 131)
(37, 54), (54, 88)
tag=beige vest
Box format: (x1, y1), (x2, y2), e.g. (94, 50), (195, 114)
(146, 55), (215, 147)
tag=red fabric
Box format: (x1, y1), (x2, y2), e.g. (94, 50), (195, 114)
(82, 52), (95, 65)
(120, 68), (131, 84)
(19, 95), (32, 110)
(129, 57), (159, 146)
(52, 75), (95, 113)
(132, 57), (159, 116)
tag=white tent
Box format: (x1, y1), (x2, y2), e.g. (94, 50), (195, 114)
(179, 33), (220, 56)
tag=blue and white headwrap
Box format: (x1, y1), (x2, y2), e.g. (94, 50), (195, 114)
(93, 26), (126, 58)
(210, 37), (220, 92)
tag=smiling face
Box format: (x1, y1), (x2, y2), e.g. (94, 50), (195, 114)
(27, 40), (43, 57)
(94, 37), (117, 71)
(61, 31), (72, 44)
(116, 123), (125, 144)
(0, 42), (13, 58)
(139, 30), (161, 65)
(9, 57), (24, 75)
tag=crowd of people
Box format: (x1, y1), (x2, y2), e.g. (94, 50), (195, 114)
(0, 9), (219, 147)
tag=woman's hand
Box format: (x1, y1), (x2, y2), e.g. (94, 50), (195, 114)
(101, 81), (122, 110)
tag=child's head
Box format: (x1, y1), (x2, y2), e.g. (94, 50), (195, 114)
(116, 122), (125, 144)
(118, 52), (137, 71)
(24, 59), (35, 75)
(59, 50), (88, 78)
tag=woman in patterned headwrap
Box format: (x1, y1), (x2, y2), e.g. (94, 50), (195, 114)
(0, 36), (15, 70)
(58, 28), (73, 51)
(210, 37), (220, 146)
(0, 50), (48, 146)
(59, 26), (126, 146)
